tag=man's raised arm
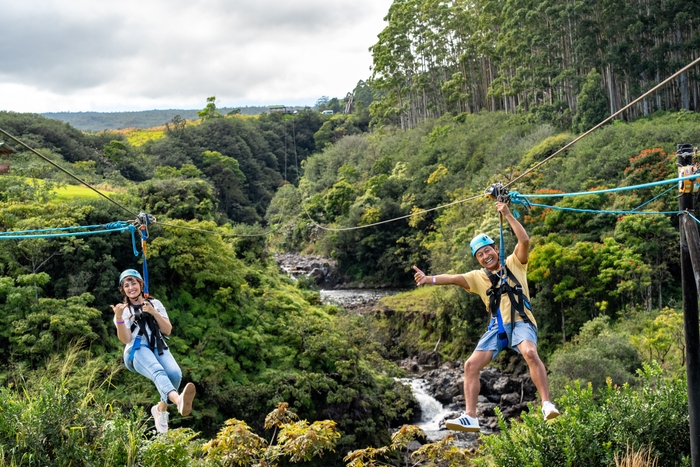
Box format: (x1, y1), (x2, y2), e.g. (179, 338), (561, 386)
(496, 201), (529, 264)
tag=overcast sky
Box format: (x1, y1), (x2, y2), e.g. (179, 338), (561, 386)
(0, 0), (394, 113)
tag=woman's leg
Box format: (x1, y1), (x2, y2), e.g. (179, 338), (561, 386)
(153, 350), (183, 411)
(131, 348), (178, 407)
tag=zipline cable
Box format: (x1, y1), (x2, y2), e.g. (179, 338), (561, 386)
(0, 127), (284, 239)
(290, 57), (700, 232)
(0, 127), (139, 218)
(156, 221), (282, 238)
(290, 132), (485, 231)
(504, 55), (700, 189)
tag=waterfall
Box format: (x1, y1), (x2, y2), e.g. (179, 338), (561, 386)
(399, 378), (450, 432)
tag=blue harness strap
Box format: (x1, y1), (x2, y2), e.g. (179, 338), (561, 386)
(128, 335), (141, 367)
(138, 213), (151, 298)
(493, 214), (510, 351)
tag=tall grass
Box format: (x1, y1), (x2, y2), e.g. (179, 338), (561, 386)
(615, 444), (659, 467)
(0, 346), (148, 467)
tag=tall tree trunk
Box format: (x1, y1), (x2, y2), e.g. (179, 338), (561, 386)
(561, 302), (566, 344)
(681, 71), (690, 110)
(607, 66), (616, 115)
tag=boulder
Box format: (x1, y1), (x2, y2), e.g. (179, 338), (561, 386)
(274, 253), (343, 286)
(419, 361), (539, 433)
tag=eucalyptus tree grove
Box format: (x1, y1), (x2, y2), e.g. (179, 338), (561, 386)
(370, 0), (700, 129)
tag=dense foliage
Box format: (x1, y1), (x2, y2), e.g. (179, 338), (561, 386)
(40, 106), (307, 132)
(0, 51), (698, 464)
(475, 364), (689, 466)
(0, 355), (344, 467)
(369, 0), (700, 129)
(0, 112), (417, 464)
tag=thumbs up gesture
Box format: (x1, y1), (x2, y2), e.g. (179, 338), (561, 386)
(413, 265), (430, 286)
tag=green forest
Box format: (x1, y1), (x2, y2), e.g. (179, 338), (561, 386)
(40, 106), (302, 132)
(0, 0), (699, 465)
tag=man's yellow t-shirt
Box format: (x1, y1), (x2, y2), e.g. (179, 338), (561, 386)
(461, 253), (537, 327)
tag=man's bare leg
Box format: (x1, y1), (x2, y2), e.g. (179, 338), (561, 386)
(517, 340), (550, 401)
(464, 350), (494, 417)
(518, 339), (559, 419)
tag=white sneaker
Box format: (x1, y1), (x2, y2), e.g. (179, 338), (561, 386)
(542, 401), (560, 420)
(177, 382), (196, 416)
(445, 412), (481, 432)
(151, 405), (169, 433)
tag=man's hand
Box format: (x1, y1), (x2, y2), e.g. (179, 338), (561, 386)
(413, 266), (430, 286)
(496, 201), (512, 218)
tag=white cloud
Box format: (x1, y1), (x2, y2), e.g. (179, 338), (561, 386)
(0, 0), (392, 112)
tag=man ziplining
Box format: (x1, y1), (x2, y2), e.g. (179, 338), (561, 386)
(412, 199), (559, 432)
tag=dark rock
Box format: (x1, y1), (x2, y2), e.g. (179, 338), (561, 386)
(477, 402), (497, 417)
(488, 376), (518, 394)
(418, 362), (538, 434)
(518, 375), (537, 400)
(309, 268), (325, 284)
(274, 253), (344, 287)
(416, 351), (441, 368)
(500, 392), (521, 406)
(500, 403), (528, 420)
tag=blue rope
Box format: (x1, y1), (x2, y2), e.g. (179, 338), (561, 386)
(129, 226), (139, 257)
(0, 221), (139, 260)
(687, 212), (700, 225)
(521, 200), (681, 216)
(0, 226), (130, 240)
(498, 215), (505, 267)
(139, 214), (150, 297)
(0, 223), (123, 236)
(516, 174), (698, 199)
(631, 186), (675, 211)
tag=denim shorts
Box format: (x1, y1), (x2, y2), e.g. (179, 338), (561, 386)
(475, 321), (538, 360)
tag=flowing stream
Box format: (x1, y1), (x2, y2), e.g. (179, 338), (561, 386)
(322, 288), (470, 446)
(397, 378), (453, 443)
(319, 288), (402, 307)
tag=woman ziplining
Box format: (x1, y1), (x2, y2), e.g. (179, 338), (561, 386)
(111, 269), (196, 433)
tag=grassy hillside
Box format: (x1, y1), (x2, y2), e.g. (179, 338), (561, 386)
(41, 106), (311, 131)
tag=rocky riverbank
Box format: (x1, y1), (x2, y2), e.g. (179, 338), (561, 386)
(399, 354), (538, 450)
(274, 252), (343, 287)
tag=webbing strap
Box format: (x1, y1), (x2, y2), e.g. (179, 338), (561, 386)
(127, 305), (167, 366)
(139, 214), (150, 298)
(485, 266), (531, 325)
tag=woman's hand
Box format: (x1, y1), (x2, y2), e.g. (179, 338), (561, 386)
(110, 303), (127, 320)
(141, 301), (158, 316)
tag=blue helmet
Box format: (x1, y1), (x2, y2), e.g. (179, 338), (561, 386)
(470, 234), (495, 256)
(119, 269), (143, 287)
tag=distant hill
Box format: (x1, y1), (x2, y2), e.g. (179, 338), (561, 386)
(41, 106), (310, 131)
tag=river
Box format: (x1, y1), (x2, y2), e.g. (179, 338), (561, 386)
(319, 288), (404, 307)
(321, 288), (473, 447)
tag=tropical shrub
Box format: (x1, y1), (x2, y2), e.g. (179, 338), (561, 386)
(475, 363), (689, 467)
